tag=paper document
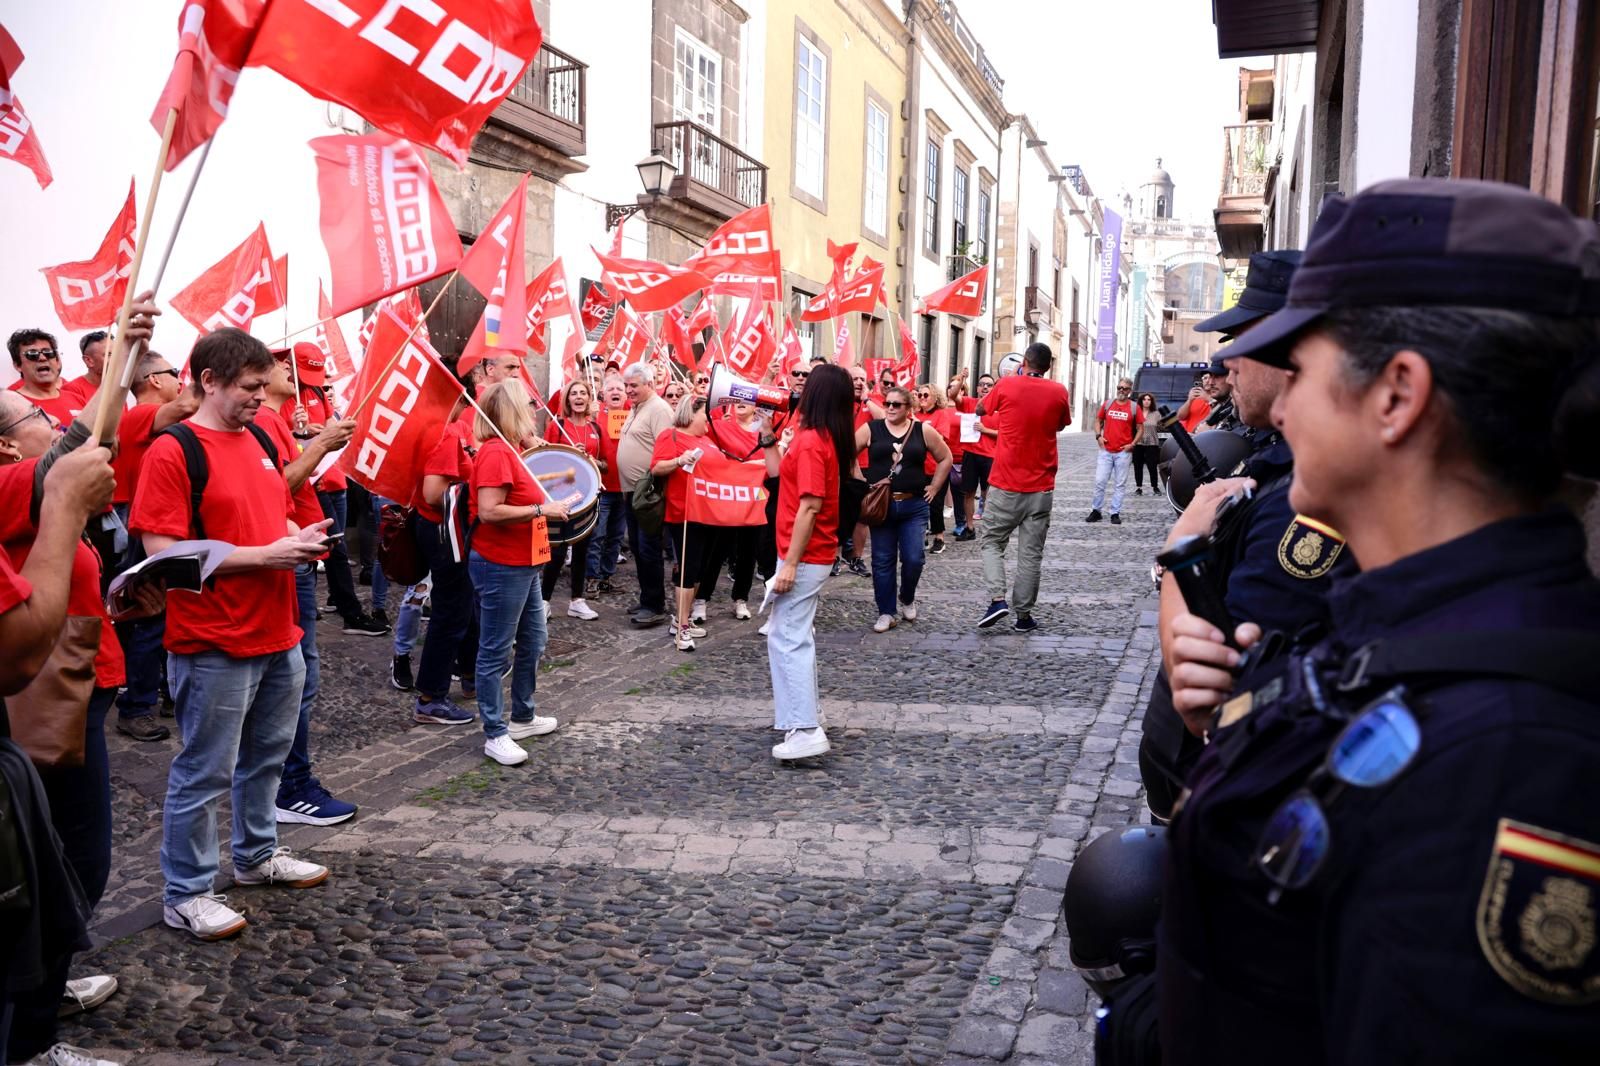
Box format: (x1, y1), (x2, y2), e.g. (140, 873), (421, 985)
(107, 539), (235, 616)
(959, 413), (981, 443)
(759, 575), (778, 615)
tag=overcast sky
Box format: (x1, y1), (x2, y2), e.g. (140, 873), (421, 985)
(960, 0), (1267, 221)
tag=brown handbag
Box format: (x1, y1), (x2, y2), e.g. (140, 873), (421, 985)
(7, 615), (99, 770)
(859, 477), (891, 526)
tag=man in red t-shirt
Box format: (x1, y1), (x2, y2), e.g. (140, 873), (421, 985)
(1176, 374), (1213, 433)
(6, 327), (77, 424)
(1088, 377), (1144, 526)
(974, 344), (1072, 631)
(130, 328), (335, 942)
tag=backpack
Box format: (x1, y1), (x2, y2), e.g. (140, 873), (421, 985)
(378, 503), (428, 585)
(159, 422), (280, 540)
(441, 482), (475, 564)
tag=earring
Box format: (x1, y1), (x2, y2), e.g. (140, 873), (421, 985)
(1382, 427), (1396, 441)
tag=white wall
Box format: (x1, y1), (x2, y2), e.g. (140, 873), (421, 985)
(1, 0), (364, 386)
(1353, 0), (1418, 191)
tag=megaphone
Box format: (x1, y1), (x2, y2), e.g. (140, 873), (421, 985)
(708, 364), (794, 412)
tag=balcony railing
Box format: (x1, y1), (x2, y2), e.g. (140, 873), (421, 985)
(494, 41), (586, 158)
(1068, 321), (1086, 353)
(1025, 285), (1058, 331)
(1221, 122), (1270, 199)
(947, 254), (983, 282)
(654, 120), (767, 220)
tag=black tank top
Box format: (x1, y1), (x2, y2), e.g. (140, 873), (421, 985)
(864, 419), (928, 493)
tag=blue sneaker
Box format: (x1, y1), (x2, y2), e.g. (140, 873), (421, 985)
(414, 696), (476, 726)
(977, 600), (1009, 629)
(1014, 613), (1039, 633)
(275, 782), (357, 826)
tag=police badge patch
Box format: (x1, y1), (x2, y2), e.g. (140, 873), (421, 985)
(1277, 515), (1345, 579)
(1476, 818), (1600, 1004)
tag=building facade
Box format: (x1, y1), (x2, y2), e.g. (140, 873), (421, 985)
(994, 117), (1069, 380)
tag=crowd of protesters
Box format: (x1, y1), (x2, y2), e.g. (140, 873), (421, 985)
(0, 293), (1078, 1063)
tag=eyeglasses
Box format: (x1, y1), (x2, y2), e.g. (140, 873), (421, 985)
(19, 348), (59, 362)
(883, 401), (908, 409)
(790, 371), (808, 379)
(1117, 386), (1132, 392)
(143, 368), (180, 382)
(915, 392), (931, 399)
(1253, 688), (1420, 901)
(0, 405), (48, 436)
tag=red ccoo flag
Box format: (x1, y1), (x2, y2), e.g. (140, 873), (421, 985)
(682, 204), (782, 298)
(150, 0), (267, 171)
(457, 174), (530, 372)
(592, 249), (709, 314)
(919, 263), (988, 318)
(833, 259), (885, 316)
(359, 289), (431, 351)
(777, 317), (804, 379)
(595, 301), (651, 365)
(41, 180), (136, 330)
(660, 306), (695, 369)
(311, 131), (462, 316)
(248, 0), (543, 168)
(336, 308), (466, 501)
(169, 223), (286, 334)
(721, 301), (774, 377)
(316, 282), (357, 381)
(0, 23), (24, 94)
(832, 319), (855, 369)
(684, 451), (769, 527)
(893, 318), (919, 388)
(0, 94), (51, 188)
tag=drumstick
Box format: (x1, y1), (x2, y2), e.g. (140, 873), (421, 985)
(531, 467), (577, 482)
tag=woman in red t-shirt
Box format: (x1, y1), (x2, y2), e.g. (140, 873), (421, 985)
(649, 394), (713, 652)
(914, 385), (965, 553)
(539, 380), (603, 623)
(768, 364), (855, 762)
(468, 379), (569, 767)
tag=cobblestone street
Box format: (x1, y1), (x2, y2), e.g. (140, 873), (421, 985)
(63, 431), (1164, 1065)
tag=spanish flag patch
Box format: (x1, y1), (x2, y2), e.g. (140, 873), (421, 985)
(1276, 514), (1346, 580)
(1477, 818), (1600, 1004)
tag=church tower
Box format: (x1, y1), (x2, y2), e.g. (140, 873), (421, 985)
(1141, 158), (1175, 219)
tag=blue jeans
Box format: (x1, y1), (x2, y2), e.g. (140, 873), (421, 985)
(623, 500), (666, 614)
(394, 591), (423, 656)
(1092, 448), (1133, 513)
(280, 564), (321, 796)
(415, 516), (474, 699)
(370, 494), (395, 611)
(318, 489), (365, 620)
(161, 646), (305, 904)
(586, 491), (627, 581)
(469, 552), (546, 739)
(768, 561), (830, 730)
(114, 532), (166, 720)
(869, 497), (929, 616)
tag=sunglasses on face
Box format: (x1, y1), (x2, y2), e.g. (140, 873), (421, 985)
(790, 371), (808, 379)
(19, 348), (58, 362)
(144, 368), (180, 382)
(884, 401), (908, 409)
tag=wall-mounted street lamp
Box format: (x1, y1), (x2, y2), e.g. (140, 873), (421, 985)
(605, 149), (678, 230)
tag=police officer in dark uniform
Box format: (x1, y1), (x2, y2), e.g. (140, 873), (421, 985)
(1157, 179), (1600, 1064)
(1139, 249), (1355, 821)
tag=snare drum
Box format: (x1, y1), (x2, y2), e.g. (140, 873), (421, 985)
(522, 442), (602, 545)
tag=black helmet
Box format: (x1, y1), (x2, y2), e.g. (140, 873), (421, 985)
(1062, 825), (1167, 996)
(1165, 430), (1254, 513)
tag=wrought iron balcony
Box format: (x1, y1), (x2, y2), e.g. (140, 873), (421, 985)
(492, 41), (587, 158)
(1215, 121), (1270, 258)
(653, 121), (767, 222)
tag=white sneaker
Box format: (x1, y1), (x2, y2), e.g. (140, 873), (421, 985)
(567, 598), (599, 620)
(60, 974), (118, 1015)
(27, 1043), (120, 1066)
(671, 618), (706, 639)
(485, 734), (529, 765)
(772, 727), (830, 760)
(234, 847), (330, 889)
(872, 614), (897, 633)
(542, 598), (551, 621)
(676, 630), (696, 652)
(163, 893), (247, 940)
(506, 715), (558, 740)
(758, 619), (772, 637)
(690, 598), (708, 624)
(734, 600), (751, 620)
(900, 602), (918, 622)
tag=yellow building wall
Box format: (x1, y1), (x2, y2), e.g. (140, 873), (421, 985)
(762, 0), (907, 363)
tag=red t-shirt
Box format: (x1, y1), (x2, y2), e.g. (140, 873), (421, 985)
(0, 542), (30, 615)
(650, 428), (701, 525)
(777, 427), (840, 565)
(59, 375), (97, 414)
(129, 423), (301, 657)
(984, 374), (1073, 494)
(0, 460), (124, 687)
(111, 402), (161, 506)
(286, 387), (347, 491)
(958, 396), (995, 458)
(22, 389), (77, 425)
(469, 437), (550, 567)
(595, 408), (622, 493)
(257, 406), (325, 530)
(917, 407), (962, 471)
(453, 405), (478, 443)
(1180, 395), (1211, 433)
(415, 421), (474, 524)
(1097, 399), (1144, 452)
(707, 414), (760, 461)
(854, 404), (872, 468)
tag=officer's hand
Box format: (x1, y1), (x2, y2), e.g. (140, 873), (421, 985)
(1167, 477), (1255, 543)
(1168, 616), (1262, 734)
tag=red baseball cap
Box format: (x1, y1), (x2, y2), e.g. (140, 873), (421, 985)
(293, 341), (326, 388)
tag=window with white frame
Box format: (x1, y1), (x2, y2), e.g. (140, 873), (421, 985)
(673, 29), (720, 130)
(794, 36), (828, 200)
(863, 100), (890, 236)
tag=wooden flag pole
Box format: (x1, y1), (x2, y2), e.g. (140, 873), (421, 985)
(346, 274), (458, 421)
(93, 109), (179, 445)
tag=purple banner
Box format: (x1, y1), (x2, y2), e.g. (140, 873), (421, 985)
(1094, 208), (1123, 364)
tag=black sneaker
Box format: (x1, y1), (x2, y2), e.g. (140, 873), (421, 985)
(929, 540), (946, 555)
(830, 557), (844, 577)
(358, 566), (373, 587)
(116, 716), (170, 742)
(954, 528), (976, 541)
(1085, 509), (1103, 523)
(342, 612), (390, 636)
(1134, 487), (1143, 495)
(1110, 513), (1122, 525)
(846, 556), (871, 577)
(391, 654), (414, 691)
(598, 579), (615, 594)
(1014, 614), (1039, 633)
(977, 600), (1010, 629)
(373, 608), (391, 629)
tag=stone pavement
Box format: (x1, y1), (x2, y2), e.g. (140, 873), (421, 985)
(61, 431), (1165, 1064)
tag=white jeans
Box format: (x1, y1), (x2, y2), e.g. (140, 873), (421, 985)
(1092, 449), (1132, 513)
(767, 562), (830, 730)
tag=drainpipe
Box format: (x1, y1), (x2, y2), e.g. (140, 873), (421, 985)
(900, 1), (921, 334)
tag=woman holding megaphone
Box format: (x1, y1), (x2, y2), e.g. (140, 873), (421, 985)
(765, 364), (857, 762)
